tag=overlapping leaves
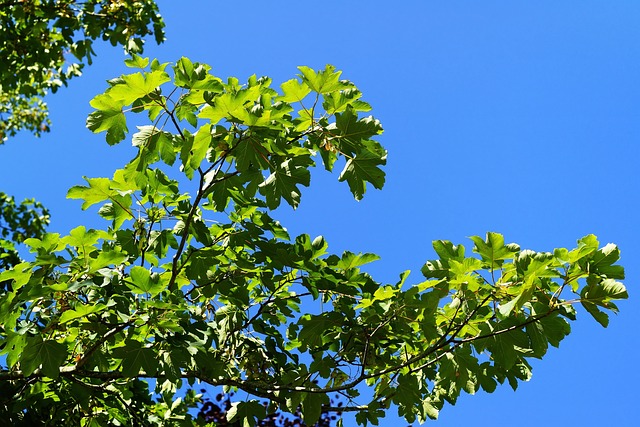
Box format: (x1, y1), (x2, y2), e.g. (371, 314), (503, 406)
(0, 58), (628, 427)
(86, 57), (386, 207)
(0, 0), (165, 141)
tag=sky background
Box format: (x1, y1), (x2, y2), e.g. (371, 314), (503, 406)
(2, 1), (639, 425)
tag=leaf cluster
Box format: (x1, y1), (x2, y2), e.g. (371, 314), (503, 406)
(0, 192), (49, 273)
(0, 58), (628, 426)
(0, 0), (165, 141)
(197, 391), (338, 427)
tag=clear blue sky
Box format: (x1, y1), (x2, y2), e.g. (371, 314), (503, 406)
(2, 1), (639, 425)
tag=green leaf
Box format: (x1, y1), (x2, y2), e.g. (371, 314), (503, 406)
(355, 400), (384, 426)
(97, 196), (134, 229)
(588, 243), (625, 279)
(373, 285), (397, 301)
(470, 232), (519, 267)
(112, 340), (157, 376)
(567, 234), (600, 262)
(525, 321), (548, 358)
(59, 303), (107, 324)
(394, 374), (422, 421)
(298, 65), (345, 94)
(581, 302), (610, 327)
(25, 233), (61, 253)
(87, 69), (170, 145)
(302, 393), (329, 425)
(0, 261), (32, 290)
(1, 332), (27, 368)
(132, 125), (177, 167)
(309, 357), (335, 379)
(107, 70), (171, 105)
(234, 135), (273, 172)
(173, 56), (194, 86)
(259, 157), (312, 209)
(86, 93), (128, 145)
(180, 59), (224, 91)
(88, 250), (126, 273)
(539, 314), (570, 347)
(421, 400), (440, 421)
(332, 108), (384, 156)
(206, 173), (243, 211)
(582, 278), (628, 303)
(337, 251), (380, 270)
(124, 54), (150, 69)
(226, 401), (267, 427)
(180, 124), (211, 179)
(279, 78), (311, 103)
(433, 240), (465, 262)
(127, 266), (166, 296)
(198, 86), (261, 124)
(61, 226), (103, 249)
(477, 365), (498, 393)
(20, 336), (67, 378)
(234, 108), (276, 128)
(323, 87), (371, 114)
(489, 321), (529, 370)
(67, 177), (125, 210)
(298, 315), (327, 350)
(498, 287), (533, 317)
(580, 278), (628, 327)
(449, 257), (483, 279)
(311, 235), (328, 259)
(338, 149), (386, 200)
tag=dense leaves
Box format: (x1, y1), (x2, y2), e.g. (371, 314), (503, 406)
(0, 58), (628, 426)
(0, 0), (165, 141)
(197, 391), (339, 426)
(0, 192), (49, 272)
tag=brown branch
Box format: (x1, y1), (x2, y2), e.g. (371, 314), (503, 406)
(75, 321), (132, 369)
(167, 171), (207, 292)
(0, 365), (380, 415)
(65, 375), (149, 426)
(139, 217), (156, 267)
(323, 405), (369, 413)
(455, 308), (558, 345)
(166, 129), (238, 292)
(165, 104), (187, 142)
(237, 274), (305, 332)
(243, 293), (550, 396)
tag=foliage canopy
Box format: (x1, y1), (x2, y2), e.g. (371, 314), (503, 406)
(0, 0), (164, 141)
(0, 193), (49, 272)
(0, 55), (628, 426)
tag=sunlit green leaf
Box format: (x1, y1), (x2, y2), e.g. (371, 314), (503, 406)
(127, 266), (166, 296)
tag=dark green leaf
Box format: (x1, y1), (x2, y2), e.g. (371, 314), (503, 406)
(20, 336), (67, 378)
(259, 157), (313, 209)
(302, 393), (329, 425)
(338, 148), (386, 200)
(112, 340), (157, 376)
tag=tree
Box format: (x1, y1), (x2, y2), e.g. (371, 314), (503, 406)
(0, 2), (167, 424)
(0, 193), (50, 272)
(0, 0), (164, 142)
(0, 55), (628, 426)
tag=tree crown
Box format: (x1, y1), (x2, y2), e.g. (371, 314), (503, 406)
(0, 56), (627, 426)
(0, 0), (164, 141)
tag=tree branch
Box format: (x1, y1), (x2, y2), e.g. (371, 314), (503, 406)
(75, 321), (132, 369)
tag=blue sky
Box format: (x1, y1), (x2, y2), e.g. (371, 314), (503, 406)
(2, 1), (639, 425)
